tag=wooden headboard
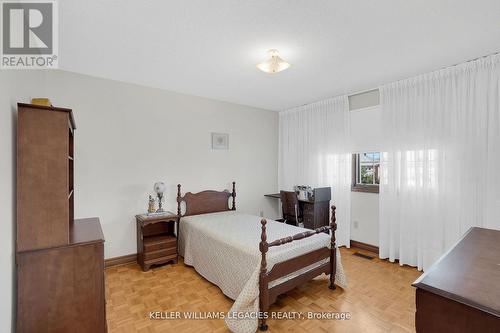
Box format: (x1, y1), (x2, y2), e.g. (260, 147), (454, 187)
(177, 182), (236, 217)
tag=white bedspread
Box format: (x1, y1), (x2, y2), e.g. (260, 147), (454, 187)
(179, 211), (347, 333)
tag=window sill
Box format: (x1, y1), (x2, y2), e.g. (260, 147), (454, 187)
(351, 185), (379, 194)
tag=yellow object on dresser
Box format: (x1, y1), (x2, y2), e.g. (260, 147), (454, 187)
(30, 98), (52, 106)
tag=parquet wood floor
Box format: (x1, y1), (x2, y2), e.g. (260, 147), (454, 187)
(105, 248), (421, 333)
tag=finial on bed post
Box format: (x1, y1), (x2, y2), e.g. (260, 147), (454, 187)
(329, 205), (337, 290)
(231, 181), (236, 210)
(259, 219), (269, 331)
(177, 184), (182, 217)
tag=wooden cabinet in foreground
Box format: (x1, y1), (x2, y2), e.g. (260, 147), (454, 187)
(17, 103), (76, 251)
(17, 218), (105, 333)
(412, 227), (500, 332)
(16, 103), (106, 333)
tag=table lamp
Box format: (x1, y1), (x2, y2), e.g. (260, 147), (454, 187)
(153, 181), (166, 213)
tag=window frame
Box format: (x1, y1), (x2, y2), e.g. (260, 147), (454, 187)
(351, 153), (380, 193)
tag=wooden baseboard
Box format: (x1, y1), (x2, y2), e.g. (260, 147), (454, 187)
(350, 240), (379, 254)
(105, 253), (137, 268)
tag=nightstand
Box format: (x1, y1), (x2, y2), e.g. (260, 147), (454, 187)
(136, 212), (179, 271)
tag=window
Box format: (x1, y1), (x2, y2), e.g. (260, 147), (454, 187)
(352, 152), (380, 193)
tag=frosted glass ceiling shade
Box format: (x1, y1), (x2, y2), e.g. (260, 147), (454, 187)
(256, 49), (290, 74)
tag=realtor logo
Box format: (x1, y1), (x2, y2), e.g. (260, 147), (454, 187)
(1, 0), (58, 69)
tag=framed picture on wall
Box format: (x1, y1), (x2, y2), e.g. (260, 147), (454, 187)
(211, 133), (229, 150)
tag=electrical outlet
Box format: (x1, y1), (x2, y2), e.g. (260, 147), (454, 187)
(353, 221), (359, 229)
(259, 211), (264, 217)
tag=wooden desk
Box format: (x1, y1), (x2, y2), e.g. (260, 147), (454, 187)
(265, 187), (331, 230)
(264, 193), (282, 199)
(412, 227), (500, 332)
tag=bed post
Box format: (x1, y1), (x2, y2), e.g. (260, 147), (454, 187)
(231, 181), (236, 210)
(177, 184), (182, 217)
(329, 205), (337, 290)
(259, 219), (269, 331)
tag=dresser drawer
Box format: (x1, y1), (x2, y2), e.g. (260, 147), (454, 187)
(303, 203), (314, 215)
(303, 211), (314, 220)
(144, 247), (177, 261)
(144, 235), (177, 252)
(303, 216), (314, 229)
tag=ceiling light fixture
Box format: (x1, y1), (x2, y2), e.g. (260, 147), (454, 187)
(256, 49), (290, 74)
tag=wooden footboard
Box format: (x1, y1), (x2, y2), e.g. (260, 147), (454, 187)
(258, 206), (337, 331)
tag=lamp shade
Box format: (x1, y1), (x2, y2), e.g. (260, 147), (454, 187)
(153, 182), (166, 195)
(256, 49), (290, 74)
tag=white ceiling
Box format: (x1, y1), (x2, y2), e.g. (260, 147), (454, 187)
(59, 0), (500, 111)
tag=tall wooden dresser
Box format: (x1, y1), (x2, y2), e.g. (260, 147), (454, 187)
(16, 103), (106, 333)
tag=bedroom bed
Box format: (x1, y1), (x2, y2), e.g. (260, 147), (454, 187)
(176, 182), (346, 333)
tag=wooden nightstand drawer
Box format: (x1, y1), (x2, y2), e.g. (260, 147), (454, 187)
(144, 247), (177, 261)
(144, 235), (177, 252)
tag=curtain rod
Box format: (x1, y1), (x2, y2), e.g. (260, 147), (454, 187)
(284, 49), (500, 111)
(442, 49), (500, 70)
(349, 50), (500, 96)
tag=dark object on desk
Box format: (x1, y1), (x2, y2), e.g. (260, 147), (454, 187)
(136, 212), (179, 271)
(16, 103), (106, 333)
(265, 187), (331, 230)
(412, 227), (500, 333)
(295, 185), (313, 200)
(280, 190), (301, 225)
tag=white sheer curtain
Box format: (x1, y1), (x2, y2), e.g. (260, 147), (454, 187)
(379, 54), (500, 271)
(279, 96), (351, 246)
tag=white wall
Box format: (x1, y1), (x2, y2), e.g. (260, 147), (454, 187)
(46, 71), (280, 258)
(349, 104), (382, 246)
(350, 191), (379, 246)
(1, 70), (279, 331)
